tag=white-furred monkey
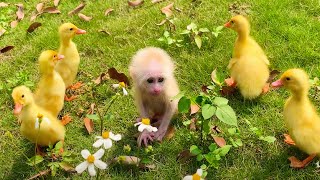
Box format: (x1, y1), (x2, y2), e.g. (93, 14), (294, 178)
(129, 47), (180, 147)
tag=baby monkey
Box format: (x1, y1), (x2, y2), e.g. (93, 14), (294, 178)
(129, 47), (180, 147)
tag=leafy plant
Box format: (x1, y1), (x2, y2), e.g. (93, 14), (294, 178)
(212, 26), (224, 38)
(310, 77), (320, 99)
(180, 22), (210, 49)
(158, 31), (183, 47)
(245, 119), (276, 143)
(0, 71), (34, 95)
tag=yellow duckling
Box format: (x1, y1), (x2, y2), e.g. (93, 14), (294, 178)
(55, 23), (86, 101)
(272, 69), (320, 168)
(34, 50), (65, 117)
(224, 15), (270, 99)
(12, 86), (65, 146)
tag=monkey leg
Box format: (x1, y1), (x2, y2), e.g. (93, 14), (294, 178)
(137, 130), (155, 147)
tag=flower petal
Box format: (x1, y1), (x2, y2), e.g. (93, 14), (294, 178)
(93, 139), (104, 148)
(93, 149), (105, 160)
(134, 122), (142, 127)
(88, 164), (96, 176)
(196, 169), (203, 176)
(103, 139), (113, 149)
(81, 149), (91, 159)
(138, 124), (146, 132)
(112, 84), (120, 88)
(122, 88), (128, 95)
(75, 161), (88, 174)
(94, 159), (107, 169)
(145, 125), (158, 132)
(182, 175), (193, 180)
(110, 132), (122, 141)
(35, 118), (39, 129)
(151, 126), (158, 132)
(95, 136), (102, 139)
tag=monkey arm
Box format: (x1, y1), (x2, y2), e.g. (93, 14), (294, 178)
(154, 103), (175, 141)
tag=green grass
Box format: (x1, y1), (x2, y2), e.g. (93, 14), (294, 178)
(1, 0), (320, 179)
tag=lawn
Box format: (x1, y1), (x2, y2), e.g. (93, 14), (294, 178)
(1, 0), (320, 179)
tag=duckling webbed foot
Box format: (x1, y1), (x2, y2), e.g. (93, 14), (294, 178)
(288, 154), (316, 168)
(225, 77), (237, 87)
(61, 115), (72, 126)
(284, 133), (296, 146)
(64, 95), (77, 102)
(262, 83), (270, 94)
(69, 82), (83, 90)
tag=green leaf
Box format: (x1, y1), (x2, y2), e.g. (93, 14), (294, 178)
(215, 105), (237, 126)
(235, 139), (243, 146)
(54, 141), (63, 152)
(204, 153), (215, 164)
(201, 164), (207, 169)
(86, 114), (99, 120)
(187, 23), (197, 31)
(104, 113), (113, 121)
(201, 104), (216, 120)
(216, 26), (224, 31)
(203, 119), (210, 134)
(227, 128), (237, 135)
(140, 158), (152, 164)
(259, 136), (276, 143)
(199, 28), (210, 33)
(180, 30), (191, 35)
(178, 96), (191, 113)
(214, 145), (232, 157)
(26, 155), (44, 166)
(164, 31), (170, 37)
(182, 120), (191, 126)
(197, 154), (204, 161)
(167, 37), (174, 44)
(194, 35), (202, 49)
(171, 91), (185, 101)
(190, 145), (202, 155)
(157, 37), (165, 42)
(213, 97), (229, 106)
(208, 143), (217, 152)
(59, 162), (74, 172)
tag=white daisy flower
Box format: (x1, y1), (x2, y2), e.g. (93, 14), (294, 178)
(112, 82), (128, 96)
(93, 131), (122, 149)
(316, 161), (320, 168)
(35, 113), (50, 129)
(134, 118), (158, 132)
(75, 149), (107, 176)
(183, 169), (204, 180)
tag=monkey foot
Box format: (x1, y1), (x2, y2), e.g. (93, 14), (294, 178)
(225, 77), (237, 87)
(36, 145), (46, 156)
(61, 115), (72, 126)
(284, 134), (296, 146)
(154, 128), (167, 142)
(69, 82), (83, 90)
(288, 154), (316, 168)
(137, 130), (155, 147)
(262, 83), (270, 94)
(64, 95), (77, 102)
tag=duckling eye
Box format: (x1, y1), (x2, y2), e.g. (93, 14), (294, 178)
(69, 28), (73, 31)
(286, 77), (291, 81)
(21, 95), (24, 98)
(53, 55), (56, 58)
(230, 20), (234, 24)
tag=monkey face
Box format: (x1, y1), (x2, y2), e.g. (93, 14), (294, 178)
(145, 76), (165, 96)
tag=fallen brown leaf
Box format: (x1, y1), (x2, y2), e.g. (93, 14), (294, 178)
(30, 13), (40, 21)
(267, 69), (280, 83)
(110, 156), (155, 169)
(28, 169), (51, 180)
(105, 8), (114, 16)
(98, 30), (111, 35)
(220, 86), (236, 96)
(61, 115), (72, 125)
(151, 0), (163, 3)
(78, 13), (92, 21)
(128, 0), (144, 7)
(84, 117), (93, 134)
(165, 125), (175, 140)
(0, 29), (5, 37)
(54, 0), (60, 7)
(156, 19), (167, 26)
(174, 7), (182, 12)
(36, 3), (44, 13)
(87, 103), (95, 114)
(201, 85), (208, 93)
(10, 20), (19, 28)
(176, 149), (195, 162)
(15, 3), (24, 20)
(213, 136), (226, 147)
(27, 22), (42, 33)
(43, 7), (61, 14)
(161, 3), (174, 17)
(190, 103), (200, 115)
(0, 46), (14, 53)
(211, 125), (222, 134)
(189, 118), (197, 131)
(59, 162), (75, 172)
(0, 2), (9, 7)
(68, 2), (86, 16)
(93, 72), (110, 84)
(108, 67), (130, 86)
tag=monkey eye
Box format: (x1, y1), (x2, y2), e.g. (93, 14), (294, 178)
(147, 78), (154, 84)
(158, 77), (164, 83)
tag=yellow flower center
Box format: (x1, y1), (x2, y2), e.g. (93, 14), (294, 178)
(192, 173), (201, 180)
(37, 113), (43, 119)
(87, 155), (95, 163)
(102, 131), (110, 139)
(119, 82), (126, 88)
(118, 156), (126, 162)
(141, 118), (150, 125)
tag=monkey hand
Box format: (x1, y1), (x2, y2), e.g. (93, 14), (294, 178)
(154, 127), (167, 141)
(137, 130), (155, 147)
